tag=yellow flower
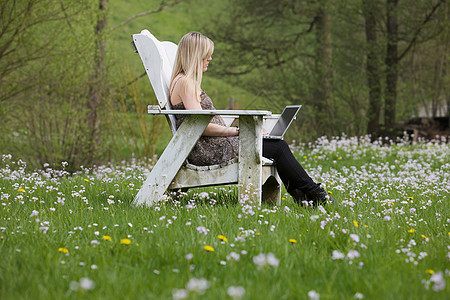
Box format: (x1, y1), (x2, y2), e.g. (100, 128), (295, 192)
(364, 225), (369, 228)
(426, 269), (435, 274)
(58, 247), (69, 254)
(282, 197), (286, 201)
(218, 235), (228, 242)
(421, 235), (428, 239)
(314, 156), (318, 159)
(84, 179), (89, 182)
(204, 245), (214, 252)
(407, 196), (414, 200)
(408, 229), (415, 233)
(18, 188), (25, 192)
(327, 191), (332, 194)
(353, 220), (359, 227)
(120, 238), (131, 245)
(303, 156), (307, 159)
(255, 232), (261, 236)
(102, 235), (112, 241)
(289, 239), (297, 244)
(338, 157), (342, 160)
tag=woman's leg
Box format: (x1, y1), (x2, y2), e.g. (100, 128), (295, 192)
(262, 139), (332, 205)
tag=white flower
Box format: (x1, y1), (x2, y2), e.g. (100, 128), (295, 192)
(310, 215), (320, 222)
(90, 240), (100, 245)
(383, 216), (391, 221)
(308, 290), (320, 300)
(69, 277), (95, 290)
(266, 253), (280, 267)
(253, 253), (279, 269)
(227, 286), (245, 299)
(186, 278), (210, 294)
(185, 253), (193, 260)
(172, 289), (188, 300)
(30, 210), (39, 217)
(332, 250), (345, 260)
(430, 272), (446, 291)
(347, 250), (360, 260)
(350, 234), (360, 243)
(196, 226), (209, 235)
(354, 292), (364, 299)
(227, 252), (240, 261)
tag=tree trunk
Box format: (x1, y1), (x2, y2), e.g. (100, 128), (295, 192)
(385, 0), (398, 129)
(362, 0), (382, 136)
(86, 0), (108, 164)
(314, 0), (333, 134)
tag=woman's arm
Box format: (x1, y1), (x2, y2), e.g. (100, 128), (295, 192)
(174, 79), (239, 137)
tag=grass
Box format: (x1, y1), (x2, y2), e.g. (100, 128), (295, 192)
(0, 136), (449, 299)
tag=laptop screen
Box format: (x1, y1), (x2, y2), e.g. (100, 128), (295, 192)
(269, 105), (302, 137)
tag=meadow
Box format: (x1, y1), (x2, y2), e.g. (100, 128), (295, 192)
(0, 135), (449, 300)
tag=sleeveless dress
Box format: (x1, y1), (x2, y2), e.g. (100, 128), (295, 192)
(172, 91), (239, 166)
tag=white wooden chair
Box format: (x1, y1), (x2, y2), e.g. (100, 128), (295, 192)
(131, 29), (282, 207)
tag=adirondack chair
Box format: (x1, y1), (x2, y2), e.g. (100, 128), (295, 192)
(131, 30), (282, 207)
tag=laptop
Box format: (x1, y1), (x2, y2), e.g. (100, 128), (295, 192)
(263, 105), (302, 140)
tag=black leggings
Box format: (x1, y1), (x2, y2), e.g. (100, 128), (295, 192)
(263, 139), (317, 195)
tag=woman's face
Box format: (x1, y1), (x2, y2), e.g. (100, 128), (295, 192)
(203, 55), (212, 72)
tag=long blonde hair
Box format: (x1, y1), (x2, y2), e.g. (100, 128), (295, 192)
(169, 32), (214, 102)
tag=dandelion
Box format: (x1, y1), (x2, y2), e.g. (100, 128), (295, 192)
(18, 188), (25, 192)
(102, 235), (112, 241)
(353, 220), (359, 227)
(218, 235), (228, 242)
(84, 179), (89, 182)
(421, 235), (428, 239)
(426, 269), (435, 274)
(289, 239), (297, 244)
(120, 238), (131, 245)
(203, 245), (214, 252)
(255, 232), (261, 236)
(407, 196), (414, 200)
(408, 229), (415, 233)
(58, 248), (69, 254)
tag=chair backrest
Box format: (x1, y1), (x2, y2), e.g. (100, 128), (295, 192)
(132, 30), (178, 134)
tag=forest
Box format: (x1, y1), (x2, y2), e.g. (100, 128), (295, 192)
(0, 0), (448, 171)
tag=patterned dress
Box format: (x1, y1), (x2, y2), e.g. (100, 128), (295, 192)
(172, 91), (239, 166)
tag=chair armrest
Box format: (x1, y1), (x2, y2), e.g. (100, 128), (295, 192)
(263, 114), (281, 133)
(148, 105), (272, 116)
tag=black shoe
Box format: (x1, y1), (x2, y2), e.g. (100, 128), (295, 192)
(290, 188), (306, 204)
(306, 184), (335, 206)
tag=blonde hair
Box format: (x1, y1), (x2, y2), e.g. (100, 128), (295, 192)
(169, 32), (214, 102)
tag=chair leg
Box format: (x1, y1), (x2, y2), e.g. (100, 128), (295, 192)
(262, 176), (282, 206)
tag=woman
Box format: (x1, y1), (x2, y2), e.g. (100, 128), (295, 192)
(169, 32), (333, 206)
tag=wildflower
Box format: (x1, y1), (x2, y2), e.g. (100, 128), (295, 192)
(353, 220), (359, 227)
(421, 235), (428, 239)
(354, 292), (364, 299)
(350, 234), (360, 243)
(347, 250), (360, 259)
(172, 289), (188, 300)
(185, 253), (193, 260)
(332, 250), (345, 260)
(255, 232), (261, 236)
(186, 277), (210, 294)
(227, 286), (245, 299)
(203, 245), (214, 252)
(310, 215), (319, 222)
(218, 235), (228, 242)
(196, 226), (209, 235)
(289, 239), (297, 244)
(79, 277), (95, 290)
(426, 269), (435, 275)
(308, 290), (320, 300)
(253, 253), (279, 269)
(30, 210), (39, 217)
(430, 272), (446, 291)
(102, 235), (112, 241)
(383, 216), (391, 221)
(18, 188), (25, 192)
(58, 248), (69, 254)
(84, 179), (89, 182)
(407, 196), (414, 200)
(364, 225), (369, 228)
(408, 229), (415, 233)
(90, 240), (100, 245)
(120, 238), (131, 245)
(226, 252), (240, 261)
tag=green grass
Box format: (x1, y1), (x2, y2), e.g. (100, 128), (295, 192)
(1, 137), (449, 299)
